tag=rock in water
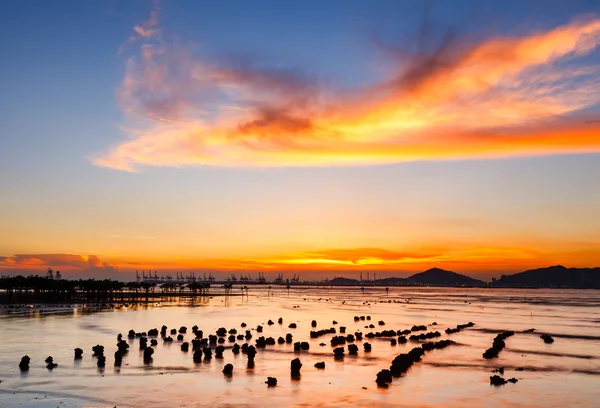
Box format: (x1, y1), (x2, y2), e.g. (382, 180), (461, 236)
(223, 363), (233, 376)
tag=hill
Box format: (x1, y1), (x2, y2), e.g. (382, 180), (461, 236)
(492, 265), (600, 288)
(374, 277), (406, 285)
(405, 268), (485, 287)
(327, 277), (360, 285)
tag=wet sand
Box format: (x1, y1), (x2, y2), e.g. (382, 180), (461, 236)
(0, 286), (599, 408)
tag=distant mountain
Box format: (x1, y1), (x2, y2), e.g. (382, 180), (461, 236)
(374, 277), (406, 285)
(405, 268), (485, 287)
(492, 265), (600, 288)
(328, 277), (360, 285)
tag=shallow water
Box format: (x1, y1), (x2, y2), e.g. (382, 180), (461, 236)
(1, 286), (599, 408)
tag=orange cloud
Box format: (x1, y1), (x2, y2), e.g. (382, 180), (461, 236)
(0, 254), (120, 278)
(91, 13), (600, 171)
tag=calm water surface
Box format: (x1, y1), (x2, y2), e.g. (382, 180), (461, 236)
(1, 286), (599, 408)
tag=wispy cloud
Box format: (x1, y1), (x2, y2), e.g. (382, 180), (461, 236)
(92, 11), (600, 171)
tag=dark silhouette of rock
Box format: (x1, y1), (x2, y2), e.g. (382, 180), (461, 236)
(181, 342), (189, 352)
(409, 331), (441, 341)
(285, 333), (293, 343)
(203, 347), (212, 360)
(128, 329), (135, 339)
(355, 332), (363, 341)
(332, 320), (338, 324)
(339, 326), (346, 334)
(256, 325), (263, 333)
(237, 334), (245, 340)
(19, 355), (30, 371)
(114, 350), (123, 366)
(256, 337), (267, 348)
(314, 361), (325, 369)
(346, 334), (355, 342)
(143, 347), (154, 363)
(363, 343), (372, 352)
(277, 336), (285, 344)
(241, 322), (247, 327)
(288, 323), (297, 329)
(348, 344), (359, 355)
(331, 335), (346, 346)
(177, 334), (184, 341)
(278, 318), (283, 324)
(95, 356), (105, 368)
(421, 340), (455, 351)
(45, 356), (54, 365)
(541, 334), (554, 344)
(445, 322), (476, 334)
(215, 345), (225, 358)
(150, 339), (158, 346)
(378, 321), (385, 326)
(492, 367), (504, 374)
(245, 331), (252, 340)
(483, 331), (514, 359)
(524, 328), (535, 332)
(209, 335), (218, 344)
(195, 330), (203, 339)
(390, 338), (397, 346)
(266, 377), (277, 386)
(376, 369), (392, 388)
(232, 343), (240, 354)
(117, 337), (131, 353)
(223, 363), (233, 376)
(228, 335), (236, 342)
(397, 336), (407, 344)
(193, 349), (203, 363)
(246, 345), (257, 360)
(310, 328), (336, 338)
(218, 337), (225, 344)
(507, 378), (518, 383)
(92, 345), (104, 356)
(137, 338), (146, 350)
(117, 333), (123, 342)
(170, 328), (177, 335)
(311, 320), (317, 327)
(163, 336), (173, 343)
(490, 375), (507, 386)
(160, 325), (167, 336)
(179, 326), (187, 334)
(291, 358), (302, 377)
(334, 347), (345, 359)
(148, 328), (158, 337)
(411, 325), (427, 332)
(217, 327), (227, 336)
(74, 348), (83, 359)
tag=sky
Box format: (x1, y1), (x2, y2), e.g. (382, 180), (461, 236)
(1, 0), (600, 281)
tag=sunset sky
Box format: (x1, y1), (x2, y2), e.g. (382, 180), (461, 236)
(1, 0), (600, 280)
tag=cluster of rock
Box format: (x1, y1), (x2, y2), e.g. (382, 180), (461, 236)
(483, 331), (514, 359)
(445, 322), (475, 334)
(375, 340), (456, 387)
(409, 331), (441, 341)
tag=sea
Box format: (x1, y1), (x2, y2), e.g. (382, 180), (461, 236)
(0, 286), (599, 408)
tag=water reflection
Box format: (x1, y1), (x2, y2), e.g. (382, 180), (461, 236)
(0, 287), (598, 408)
